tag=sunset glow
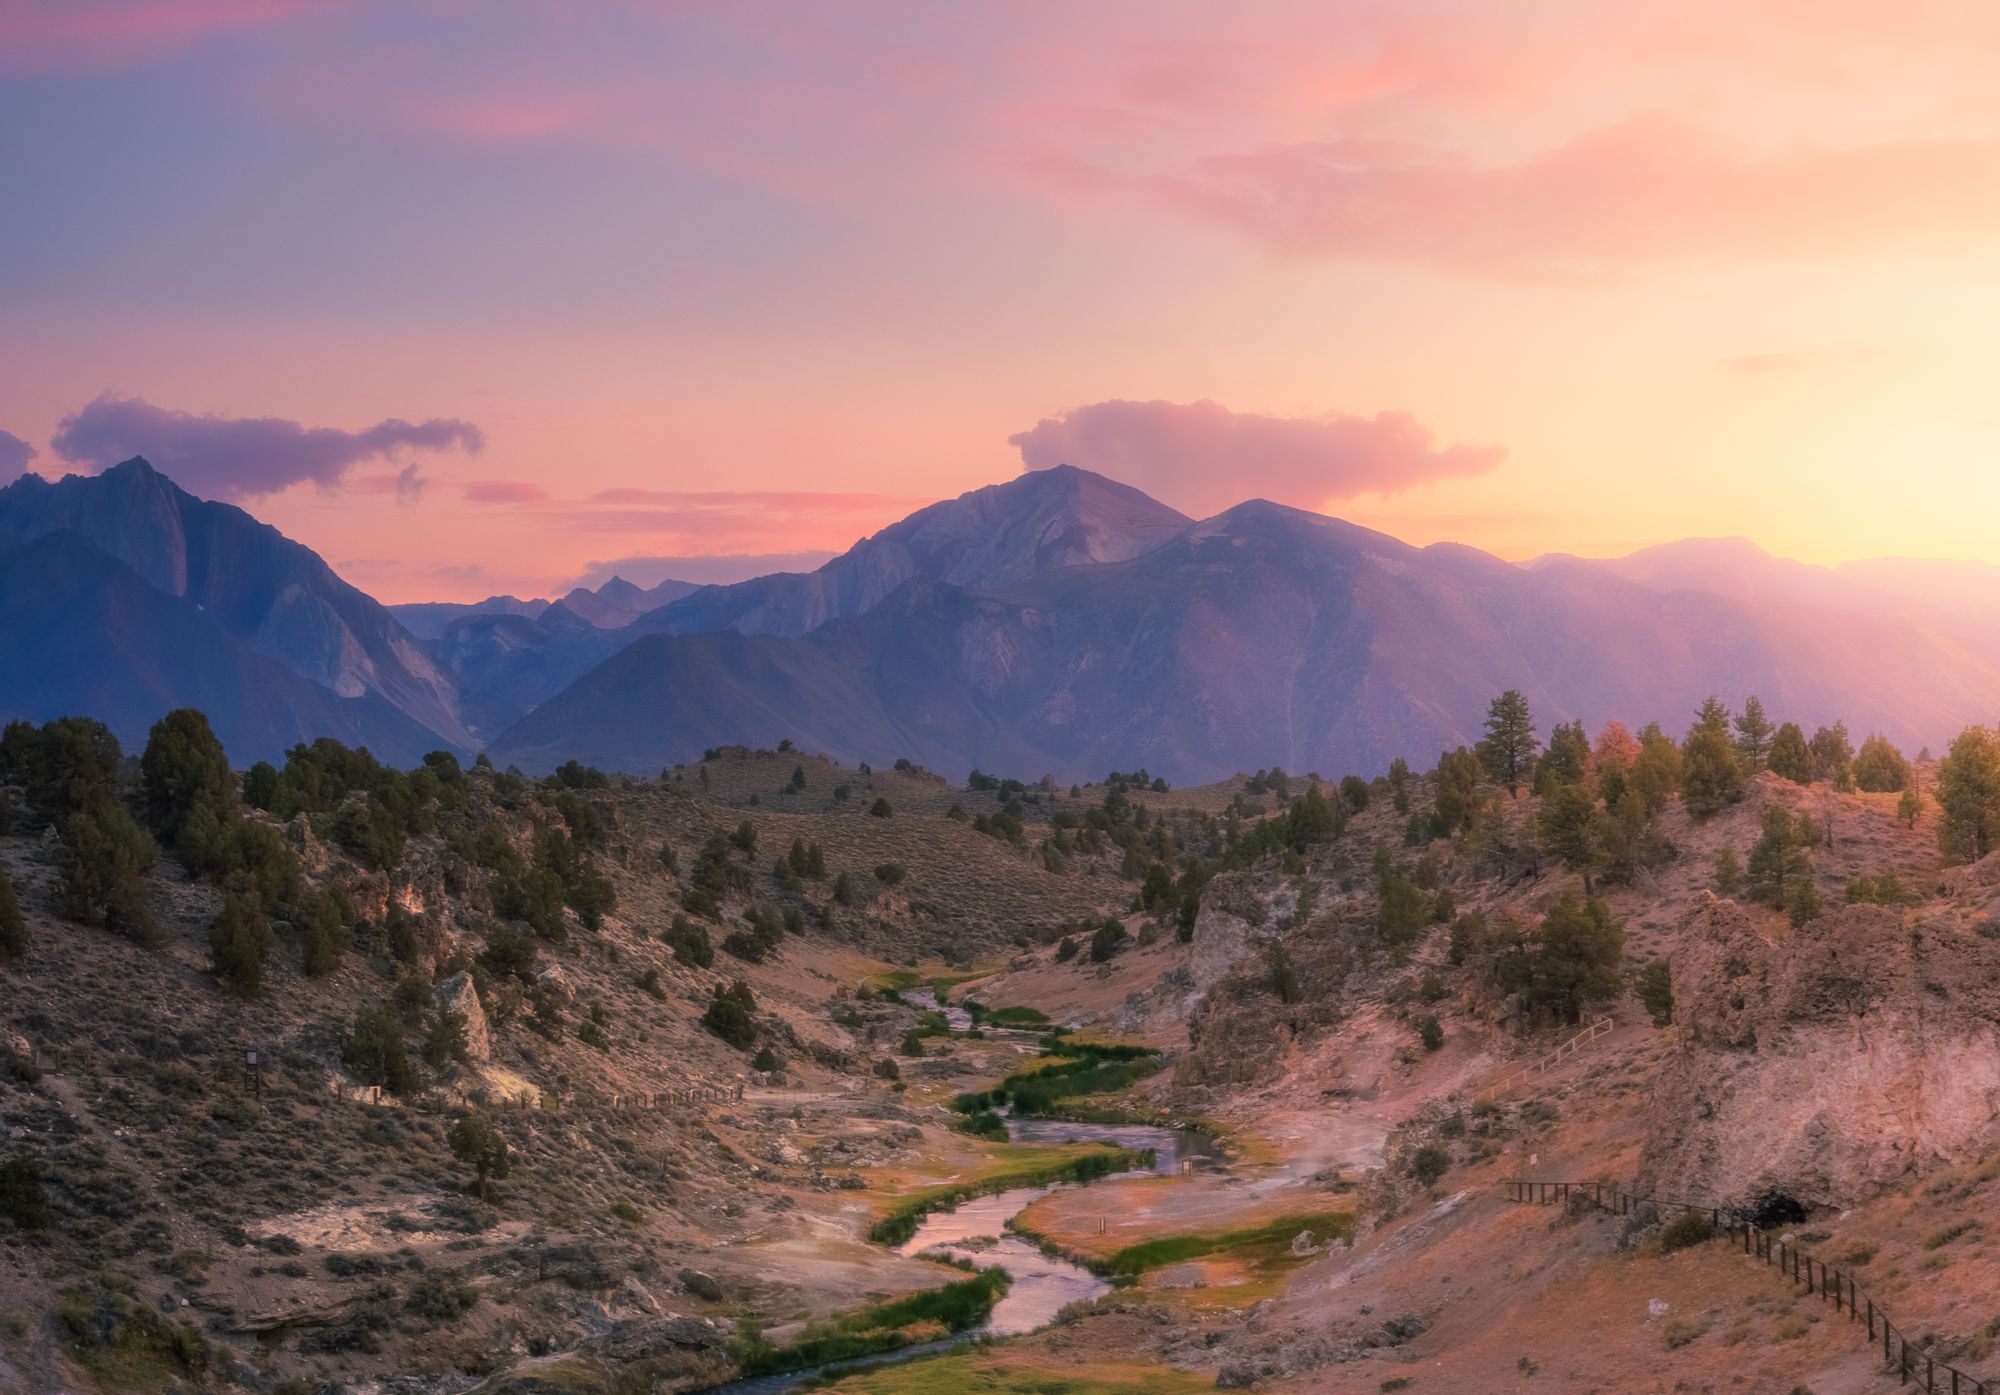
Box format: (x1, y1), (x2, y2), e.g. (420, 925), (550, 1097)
(6, 1), (2000, 599)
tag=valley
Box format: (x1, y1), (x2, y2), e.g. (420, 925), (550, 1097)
(2, 704), (1997, 1395)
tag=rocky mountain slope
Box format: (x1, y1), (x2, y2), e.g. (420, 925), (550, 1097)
(0, 459), (468, 757)
(0, 532), (453, 765)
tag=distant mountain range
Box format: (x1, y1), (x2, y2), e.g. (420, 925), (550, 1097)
(5, 457), (1998, 779)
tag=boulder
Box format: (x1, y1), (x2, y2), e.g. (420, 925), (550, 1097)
(677, 1268), (724, 1302)
(535, 964), (575, 1003)
(432, 971), (491, 1062)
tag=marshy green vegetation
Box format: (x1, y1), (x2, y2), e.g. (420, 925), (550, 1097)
(730, 1266), (1010, 1376)
(1095, 1210), (1355, 1278)
(950, 1038), (1162, 1120)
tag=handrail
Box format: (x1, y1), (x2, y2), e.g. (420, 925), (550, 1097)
(1505, 1180), (1993, 1394)
(1477, 1016), (1616, 1100)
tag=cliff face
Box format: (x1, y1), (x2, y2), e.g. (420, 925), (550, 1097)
(1642, 892), (2000, 1208)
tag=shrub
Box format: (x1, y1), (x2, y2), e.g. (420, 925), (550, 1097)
(0, 1155), (50, 1229)
(480, 923), (538, 982)
(874, 863), (907, 886)
(1662, 1317), (1709, 1349)
(208, 893), (274, 994)
(702, 980), (758, 1050)
(1658, 1210), (1715, 1252)
(296, 886), (352, 977)
(1088, 920), (1128, 963)
(422, 1010), (470, 1068)
(1414, 1015), (1444, 1051)
(667, 915), (714, 968)
(0, 865), (24, 962)
(1634, 957), (1674, 1026)
(1408, 1143), (1450, 1187)
(447, 1115), (510, 1200)
(58, 803), (160, 943)
(721, 929), (767, 963)
(342, 1004), (419, 1095)
(868, 798), (893, 818)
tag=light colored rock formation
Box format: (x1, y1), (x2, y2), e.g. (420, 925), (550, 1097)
(1641, 892), (2000, 1208)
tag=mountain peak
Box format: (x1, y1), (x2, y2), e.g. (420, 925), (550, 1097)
(870, 465), (1192, 587)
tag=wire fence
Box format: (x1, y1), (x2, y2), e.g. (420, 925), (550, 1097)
(1506, 1179), (1994, 1394)
(1476, 1016), (1615, 1101)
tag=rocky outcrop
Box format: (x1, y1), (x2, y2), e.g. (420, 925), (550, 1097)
(433, 970), (492, 1062)
(1640, 893), (2000, 1208)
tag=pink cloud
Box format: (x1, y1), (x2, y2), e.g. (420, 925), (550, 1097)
(1124, 117), (2000, 279)
(349, 463), (426, 504)
(0, 0), (327, 71)
(461, 480), (550, 505)
(1009, 399), (1503, 518)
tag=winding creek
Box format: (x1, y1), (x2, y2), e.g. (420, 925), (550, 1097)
(698, 1115), (1220, 1394)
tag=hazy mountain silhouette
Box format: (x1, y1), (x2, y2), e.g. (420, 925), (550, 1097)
(14, 459), (2000, 781)
(391, 593), (549, 639)
(492, 497), (2000, 781)
(432, 465), (1193, 737)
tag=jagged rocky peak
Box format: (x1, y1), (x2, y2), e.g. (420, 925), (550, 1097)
(873, 464), (1193, 588)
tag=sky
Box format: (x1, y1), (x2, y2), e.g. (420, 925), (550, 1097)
(4, 1), (2000, 603)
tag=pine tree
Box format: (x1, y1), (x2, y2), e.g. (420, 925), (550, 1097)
(1629, 728), (1684, 816)
(1809, 722), (1856, 791)
(1634, 957), (1673, 1026)
(1897, 783), (1923, 828)
(1936, 725), (2000, 863)
(1681, 725), (1745, 820)
(1732, 696), (1774, 771)
(1788, 873), (1824, 928)
(1712, 846), (1741, 895)
(1536, 781), (1602, 893)
(1746, 809), (1806, 907)
(1767, 722), (1813, 784)
(1538, 720), (1591, 792)
(1853, 734), (1911, 793)
(139, 708), (235, 842)
(1388, 757), (1411, 815)
(1694, 695), (1732, 737)
(1434, 747), (1483, 832)
(1478, 691), (1540, 796)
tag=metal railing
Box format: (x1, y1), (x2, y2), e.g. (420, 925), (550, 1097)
(1506, 1180), (1994, 1394)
